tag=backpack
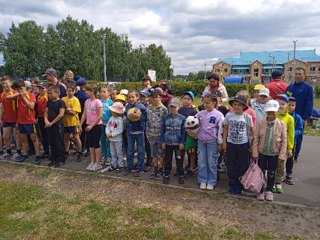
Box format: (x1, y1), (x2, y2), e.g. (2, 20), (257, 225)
(240, 162), (265, 194)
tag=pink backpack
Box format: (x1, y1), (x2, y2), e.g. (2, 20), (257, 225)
(240, 163), (265, 194)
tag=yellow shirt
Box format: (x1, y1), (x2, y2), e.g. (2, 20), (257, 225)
(62, 96), (81, 127)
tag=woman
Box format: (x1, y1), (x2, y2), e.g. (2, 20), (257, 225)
(63, 70), (75, 84)
(202, 73), (229, 103)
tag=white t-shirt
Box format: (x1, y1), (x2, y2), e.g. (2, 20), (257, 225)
(224, 112), (253, 144)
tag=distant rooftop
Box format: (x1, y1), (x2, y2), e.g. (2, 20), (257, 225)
(219, 50), (320, 65)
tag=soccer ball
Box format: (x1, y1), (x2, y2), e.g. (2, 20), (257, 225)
(185, 116), (200, 135)
(127, 108), (142, 122)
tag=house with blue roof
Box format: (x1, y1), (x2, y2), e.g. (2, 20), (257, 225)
(212, 50), (320, 84)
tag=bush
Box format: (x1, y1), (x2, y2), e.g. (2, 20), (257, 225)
(315, 85), (320, 98)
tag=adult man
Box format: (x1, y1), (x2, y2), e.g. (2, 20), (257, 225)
(266, 70), (288, 99)
(42, 68), (67, 98)
(286, 67), (313, 122)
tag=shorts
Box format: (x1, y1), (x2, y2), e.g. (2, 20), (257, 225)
(148, 136), (163, 158)
(186, 148), (197, 154)
(19, 124), (35, 134)
(86, 125), (102, 148)
(2, 122), (16, 128)
(64, 126), (78, 134)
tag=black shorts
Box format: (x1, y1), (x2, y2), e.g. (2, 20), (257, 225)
(19, 124), (35, 134)
(86, 125), (102, 148)
(2, 122), (16, 128)
(64, 126), (78, 134)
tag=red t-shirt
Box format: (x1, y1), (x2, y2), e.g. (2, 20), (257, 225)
(0, 90), (18, 123)
(265, 79), (289, 99)
(17, 92), (36, 124)
(37, 94), (48, 117)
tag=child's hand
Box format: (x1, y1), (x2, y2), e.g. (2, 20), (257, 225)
(162, 144), (166, 149)
(179, 144), (184, 150)
(85, 125), (92, 132)
(222, 142), (227, 152)
(287, 151), (293, 158)
(45, 121), (51, 128)
(79, 127), (83, 134)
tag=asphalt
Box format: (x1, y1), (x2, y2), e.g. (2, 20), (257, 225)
(1, 135), (320, 207)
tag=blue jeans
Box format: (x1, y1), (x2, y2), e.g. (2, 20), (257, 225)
(127, 133), (145, 171)
(197, 140), (218, 186)
(100, 125), (111, 158)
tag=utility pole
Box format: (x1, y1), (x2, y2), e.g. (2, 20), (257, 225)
(204, 60), (207, 80)
(102, 33), (107, 82)
(293, 40), (297, 64)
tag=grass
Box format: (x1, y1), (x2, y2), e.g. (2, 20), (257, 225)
(0, 180), (276, 240)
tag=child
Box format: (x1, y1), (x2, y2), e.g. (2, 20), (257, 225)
(0, 76), (21, 160)
(62, 83), (82, 162)
(80, 84), (103, 171)
(123, 90), (147, 177)
(250, 84), (265, 106)
(287, 96), (303, 165)
(146, 89), (168, 179)
(252, 100), (287, 201)
(106, 102), (125, 172)
(8, 80), (41, 164)
(140, 89), (152, 171)
(274, 94), (294, 193)
(192, 93), (224, 190)
(36, 82), (49, 159)
(161, 98), (186, 184)
(252, 88), (269, 123)
(160, 83), (174, 108)
(178, 91), (198, 178)
(110, 89), (119, 101)
(100, 86), (113, 165)
(44, 86), (66, 167)
(223, 95), (254, 194)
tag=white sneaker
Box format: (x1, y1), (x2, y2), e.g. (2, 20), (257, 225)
(256, 192), (265, 201)
(91, 163), (103, 172)
(200, 183), (206, 190)
(11, 153), (21, 161)
(86, 162), (94, 170)
(1, 152), (12, 160)
(206, 184), (214, 191)
(265, 191), (274, 201)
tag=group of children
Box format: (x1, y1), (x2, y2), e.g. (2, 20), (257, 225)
(0, 74), (304, 202)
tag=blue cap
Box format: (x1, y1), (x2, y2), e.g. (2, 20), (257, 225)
(140, 89), (150, 97)
(183, 91), (195, 100)
(76, 78), (87, 86)
(37, 82), (48, 88)
(276, 94), (289, 103)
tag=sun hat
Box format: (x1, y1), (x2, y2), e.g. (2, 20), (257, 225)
(264, 100), (279, 112)
(109, 102), (125, 115)
(259, 88), (270, 97)
(229, 95), (248, 110)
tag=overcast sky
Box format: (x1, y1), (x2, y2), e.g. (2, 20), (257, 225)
(1, 0), (320, 74)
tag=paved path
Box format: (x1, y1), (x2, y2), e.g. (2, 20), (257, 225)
(2, 136), (320, 207)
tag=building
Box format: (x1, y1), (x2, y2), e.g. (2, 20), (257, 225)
(212, 50), (320, 84)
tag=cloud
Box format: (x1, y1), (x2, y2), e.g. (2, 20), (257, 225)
(1, 0), (320, 74)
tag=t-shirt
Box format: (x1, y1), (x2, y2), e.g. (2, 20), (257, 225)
(224, 112), (253, 144)
(178, 106), (197, 118)
(36, 94), (48, 118)
(85, 98), (102, 125)
(0, 90), (18, 123)
(17, 92), (36, 124)
(47, 99), (66, 123)
(101, 99), (113, 123)
(62, 96), (81, 127)
(146, 104), (168, 137)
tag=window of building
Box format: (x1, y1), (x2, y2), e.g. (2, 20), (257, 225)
(224, 68), (228, 73)
(310, 66), (316, 72)
(288, 67), (293, 72)
(254, 68), (259, 77)
(318, 67), (320, 72)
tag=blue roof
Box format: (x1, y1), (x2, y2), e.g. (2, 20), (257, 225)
(219, 50), (320, 65)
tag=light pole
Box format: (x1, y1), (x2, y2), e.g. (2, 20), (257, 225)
(269, 55), (275, 71)
(293, 40), (298, 64)
(169, 64), (174, 80)
(102, 33), (107, 82)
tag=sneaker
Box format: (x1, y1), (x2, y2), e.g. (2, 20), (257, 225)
(273, 183), (284, 194)
(123, 169), (132, 176)
(1, 152), (12, 160)
(284, 175), (294, 185)
(163, 176), (170, 184)
(115, 167), (122, 173)
(48, 161), (55, 167)
(92, 163), (103, 172)
(108, 166), (116, 172)
(76, 153), (82, 162)
(200, 183), (206, 190)
(33, 156), (41, 165)
(150, 170), (157, 179)
(256, 192), (265, 201)
(86, 162), (95, 171)
(41, 153), (49, 159)
(206, 184), (214, 191)
(265, 191), (274, 201)
(144, 166), (151, 172)
(15, 155), (28, 162)
(10, 153), (21, 161)
(185, 170), (194, 179)
(178, 176), (185, 184)
(134, 170), (142, 177)
(228, 186), (242, 195)
(155, 171), (163, 180)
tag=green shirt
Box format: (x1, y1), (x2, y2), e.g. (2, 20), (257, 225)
(262, 122), (277, 156)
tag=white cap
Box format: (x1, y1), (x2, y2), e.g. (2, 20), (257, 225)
(24, 81), (32, 89)
(259, 88), (270, 97)
(120, 89), (128, 95)
(264, 100), (279, 112)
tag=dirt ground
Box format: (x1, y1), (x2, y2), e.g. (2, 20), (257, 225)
(0, 162), (319, 240)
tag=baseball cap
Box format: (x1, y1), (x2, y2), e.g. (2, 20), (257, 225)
(253, 84), (265, 91)
(259, 88), (270, 97)
(288, 96), (296, 102)
(120, 89), (128, 95)
(24, 80), (32, 88)
(212, 90), (222, 97)
(75, 78), (87, 87)
(140, 89), (150, 97)
(168, 98), (180, 107)
(37, 82), (48, 88)
(42, 68), (57, 77)
(264, 100), (280, 112)
(183, 91), (195, 100)
(276, 94), (289, 103)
